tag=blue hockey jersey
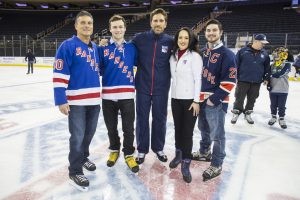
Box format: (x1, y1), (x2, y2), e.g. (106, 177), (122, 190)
(53, 36), (101, 106)
(98, 39), (137, 100)
(200, 43), (237, 112)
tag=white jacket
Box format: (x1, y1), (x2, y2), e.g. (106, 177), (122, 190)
(169, 50), (203, 102)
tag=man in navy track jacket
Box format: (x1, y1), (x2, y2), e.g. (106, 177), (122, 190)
(132, 8), (173, 165)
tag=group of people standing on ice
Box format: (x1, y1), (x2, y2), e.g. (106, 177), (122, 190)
(52, 8), (296, 191)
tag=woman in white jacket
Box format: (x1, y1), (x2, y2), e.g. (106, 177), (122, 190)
(169, 27), (203, 183)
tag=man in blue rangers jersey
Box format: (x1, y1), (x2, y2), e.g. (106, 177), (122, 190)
(191, 19), (237, 181)
(98, 15), (139, 173)
(53, 11), (101, 191)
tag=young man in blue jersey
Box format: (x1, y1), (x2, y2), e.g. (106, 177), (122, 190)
(191, 19), (237, 181)
(132, 8), (173, 165)
(98, 15), (139, 173)
(53, 11), (101, 191)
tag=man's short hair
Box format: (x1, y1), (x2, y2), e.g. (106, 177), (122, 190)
(109, 15), (126, 29)
(75, 10), (93, 24)
(150, 8), (168, 22)
(204, 19), (223, 31)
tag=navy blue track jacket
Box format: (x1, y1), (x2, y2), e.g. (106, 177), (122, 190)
(236, 44), (270, 83)
(132, 30), (173, 96)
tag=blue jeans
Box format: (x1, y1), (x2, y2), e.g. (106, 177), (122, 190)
(68, 105), (100, 176)
(198, 103), (226, 167)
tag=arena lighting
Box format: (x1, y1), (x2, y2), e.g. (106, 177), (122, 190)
(170, 0), (182, 4)
(143, 2), (150, 5)
(62, 5), (69, 8)
(122, 3), (130, 6)
(16, 3), (27, 7)
(40, 4), (48, 8)
(104, 4), (109, 7)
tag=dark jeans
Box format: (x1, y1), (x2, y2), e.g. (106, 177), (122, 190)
(269, 93), (288, 117)
(27, 61), (34, 74)
(102, 99), (135, 156)
(233, 81), (261, 113)
(136, 92), (169, 154)
(68, 105), (100, 176)
(198, 103), (226, 167)
(171, 98), (197, 159)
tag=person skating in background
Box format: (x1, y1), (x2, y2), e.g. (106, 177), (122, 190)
(169, 27), (203, 183)
(231, 34), (271, 124)
(267, 47), (291, 129)
(25, 49), (36, 74)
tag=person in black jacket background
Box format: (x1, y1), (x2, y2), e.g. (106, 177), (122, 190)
(231, 34), (271, 124)
(25, 49), (36, 74)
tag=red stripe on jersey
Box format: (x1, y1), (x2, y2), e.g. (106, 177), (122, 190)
(220, 82), (235, 92)
(67, 92), (101, 100)
(102, 88), (135, 94)
(53, 78), (69, 84)
(200, 93), (205, 101)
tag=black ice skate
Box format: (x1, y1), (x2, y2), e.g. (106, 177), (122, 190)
(69, 174), (89, 192)
(135, 152), (145, 165)
(156, 151), (168, 162)
(83, 159), (96, 171)
(191, 149), (212, 162)
(169, 149), (182, 169)
(202, 165), (222, 182)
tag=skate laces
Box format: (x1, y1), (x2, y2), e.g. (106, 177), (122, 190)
(84, 160), (94, 168)
(205, 166), (221, 175)
(192, 150), (210, 158)
(75, 175), (88, 182)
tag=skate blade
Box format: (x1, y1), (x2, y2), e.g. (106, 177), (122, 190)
(69, 180), (89, 192)
(192, 157), (211, 162)
(202, 173), (221, 182)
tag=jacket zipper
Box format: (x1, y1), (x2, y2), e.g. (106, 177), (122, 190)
(150, 41), (157, 95)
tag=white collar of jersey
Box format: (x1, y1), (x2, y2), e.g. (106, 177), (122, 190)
(206, 42), (223, 50)
(110, 38), (127, 46)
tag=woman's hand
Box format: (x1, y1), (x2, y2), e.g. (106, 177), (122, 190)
(189, 102), (200, 116)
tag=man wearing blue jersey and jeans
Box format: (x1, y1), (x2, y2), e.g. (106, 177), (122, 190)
(98, 15), (139, 173)
(53, 11), (101, 191)
(132, 8), (173, 165)
(191, 19), (237, 181)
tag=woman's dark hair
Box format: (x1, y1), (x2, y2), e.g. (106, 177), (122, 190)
(172, 27), (199, 56)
